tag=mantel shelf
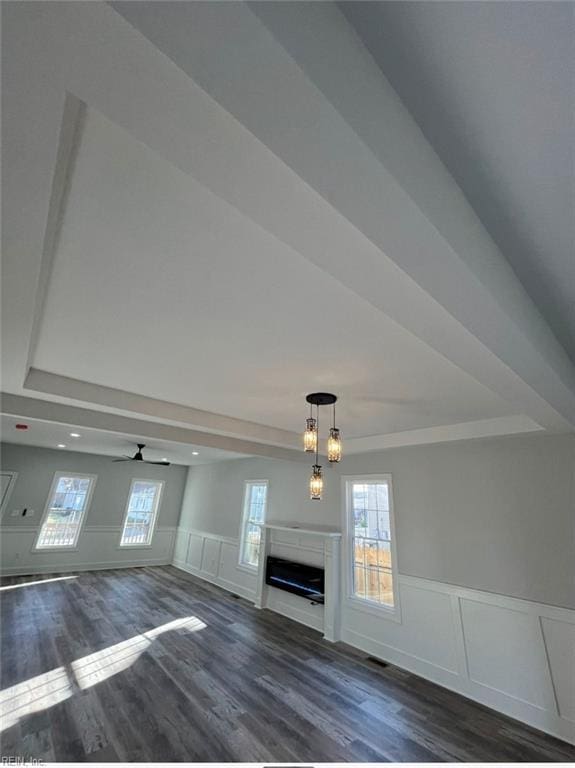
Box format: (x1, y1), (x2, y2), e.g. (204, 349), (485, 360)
(261, 522), (342, 538)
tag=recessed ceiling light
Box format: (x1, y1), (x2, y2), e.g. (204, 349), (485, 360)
(70, 432), (81, 438)
(57, 444), (66, 449)
(192, 451), (199, 456)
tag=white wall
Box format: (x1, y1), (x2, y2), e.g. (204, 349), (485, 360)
(0, 442), (188, 575)
(172, 433), (575, 744)
(343, 433), (575, 609)
(177, 456), (340, 537)
(177, 434), (575, 607)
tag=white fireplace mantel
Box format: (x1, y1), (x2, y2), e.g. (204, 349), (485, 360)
(254, 522), (342, 642)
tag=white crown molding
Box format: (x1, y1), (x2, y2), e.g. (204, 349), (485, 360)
(3, 392), (548, 459)
(344, 415), (544, 454)
(24, 368), (301, 449)
(0, 392), (306, 463)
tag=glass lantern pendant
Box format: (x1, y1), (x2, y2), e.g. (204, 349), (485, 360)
(327, 427), (342, 463)
(309, 464), (323, 500)
(303, 417), (318, 453)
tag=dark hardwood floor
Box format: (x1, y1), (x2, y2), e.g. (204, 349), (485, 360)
(1, 565), (573, 762)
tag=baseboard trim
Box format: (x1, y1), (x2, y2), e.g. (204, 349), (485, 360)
(342, 626), (460, 685)
(172, 558), (256, 602)
(1, 558), (172, 577)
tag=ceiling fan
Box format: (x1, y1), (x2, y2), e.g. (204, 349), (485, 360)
(113, 444), (170, 466)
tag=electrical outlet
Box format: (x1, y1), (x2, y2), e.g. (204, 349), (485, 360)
(11, 509), (20, 516)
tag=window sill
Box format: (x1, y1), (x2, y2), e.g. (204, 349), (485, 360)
(237, 562), (258, 575)
(32, 546), (79, 553)
(346, 595), (402, 624)
(117, 543), (153, 550)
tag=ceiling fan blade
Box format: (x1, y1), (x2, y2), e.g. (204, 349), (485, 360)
(113, 443), (168, 464)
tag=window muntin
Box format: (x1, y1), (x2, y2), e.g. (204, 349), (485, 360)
(120, 479), (163, 546)
(347, 478), (396, 609)
(36, 473), (96, 549)
(239, 481), (268, 569)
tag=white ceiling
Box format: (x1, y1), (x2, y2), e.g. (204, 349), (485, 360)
(1, 2), (574, 461)
(340, 1), (575, 364)
(1, 415), (244, 466)
(34, 105), (515, 439)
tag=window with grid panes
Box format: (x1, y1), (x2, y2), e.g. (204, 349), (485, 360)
(347, 478), (396, 608)
(36, 473), (96, 549)
(239, 481), (268, 569)
(120, 479), (163, 546)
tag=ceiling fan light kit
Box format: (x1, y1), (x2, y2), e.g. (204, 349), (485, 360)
(304, 393), (342, 500)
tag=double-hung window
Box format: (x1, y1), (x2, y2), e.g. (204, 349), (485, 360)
(239, 481), (268, 569)
(36, 472), (96, 549)
(120, 479), (163, 546)
(345, 475), (399, 613)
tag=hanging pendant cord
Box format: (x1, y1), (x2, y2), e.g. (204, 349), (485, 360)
(315, 404), (319, 465)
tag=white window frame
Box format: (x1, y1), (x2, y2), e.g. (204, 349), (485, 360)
(119, 478), (164, 548)
(342, 474), (401, 622)
(0, 471), (18, 518)
(34, 471), (97, 551)
(238, 479), (269, 572)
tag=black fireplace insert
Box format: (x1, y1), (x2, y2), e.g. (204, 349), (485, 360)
(265, 555), (324, 603)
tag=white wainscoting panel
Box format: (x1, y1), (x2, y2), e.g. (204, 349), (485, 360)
(172, 527), (190, 564)
(541, 616), (575, 724)
(201, 537), (221, 577)
(460, 598), (552, 709)
(342, 585), (460, 683)
(0, 525), (177, 575)
(173, 527), (257, 600)
(172, 527), (575, 746)
(186, 532), (205, 571)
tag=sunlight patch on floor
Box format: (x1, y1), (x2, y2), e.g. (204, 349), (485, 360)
(72, 616), (207, 690)
(0, 575), (77, 591)
(0, 616), (207, 731)
(0, 666), (72, 731)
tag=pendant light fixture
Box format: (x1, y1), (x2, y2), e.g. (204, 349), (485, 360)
(303, 404), (318, 453)
(327, 401), (342, 463)
(304, 393), (341, 500)
(309, 464), (323, 501)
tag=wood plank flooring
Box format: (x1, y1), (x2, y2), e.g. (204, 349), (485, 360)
(1, 565), (573, 762)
